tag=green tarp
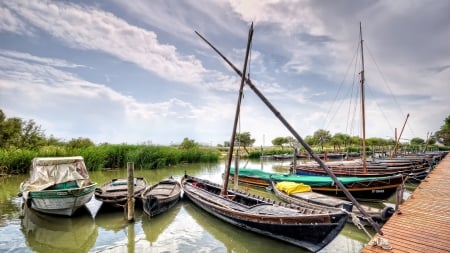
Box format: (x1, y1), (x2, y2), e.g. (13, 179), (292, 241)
(229, 168), (388, 187)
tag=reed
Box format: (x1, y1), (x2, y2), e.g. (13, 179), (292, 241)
(0, 144), (221, 174)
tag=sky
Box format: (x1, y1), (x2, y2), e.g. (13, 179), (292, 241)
(0, 0), (449, 146)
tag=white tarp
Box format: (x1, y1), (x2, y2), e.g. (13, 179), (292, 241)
(20, 156), (91, 192)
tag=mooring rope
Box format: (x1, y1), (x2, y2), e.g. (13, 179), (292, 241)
(344, 209), (393, 250)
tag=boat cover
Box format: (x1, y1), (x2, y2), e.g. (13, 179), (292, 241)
(230, 168), (391, 186)
(276, 181), (311, 194)
(20, 156), (91, 192)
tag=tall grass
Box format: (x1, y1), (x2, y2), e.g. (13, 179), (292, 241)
(0, 144), (221, 174)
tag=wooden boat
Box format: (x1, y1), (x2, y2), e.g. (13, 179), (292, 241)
(294, 159), (431, 180)
(270, 180), (394, 226)
(18, 156), (97, 216)
(182, 174), (348, 252)
(141, 177), (182, 217)
(94, 177), (147, 208)
(229, 168), (405, 201)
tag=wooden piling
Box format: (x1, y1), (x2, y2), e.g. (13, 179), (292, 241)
(127, 162), (135, 222)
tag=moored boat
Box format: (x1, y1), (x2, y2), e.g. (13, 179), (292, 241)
(229, 168), (405, 201)
(141, 177), (182, 217)
(94, 177), (147, 208)
(18, 156), (97, 216)
(182, 174), (348, 252)
(270, 180), (394, 226)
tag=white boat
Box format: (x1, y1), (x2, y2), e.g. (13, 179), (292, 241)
(19, 156), (97, 216)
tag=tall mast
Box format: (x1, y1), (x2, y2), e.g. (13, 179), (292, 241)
(359, 22), (367, 173)
(221, 23), (253, 195)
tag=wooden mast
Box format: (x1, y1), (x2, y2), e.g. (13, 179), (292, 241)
(195, 28), (384, 235)
(359, 22), (367, 173)
(390, 113), (410, 158)
(221, 23), (253, 195)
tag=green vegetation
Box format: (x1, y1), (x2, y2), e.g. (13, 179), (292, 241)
(0, 144), (221, 174)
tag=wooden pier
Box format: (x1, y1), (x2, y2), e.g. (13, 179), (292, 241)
(361, 153), (450, 253)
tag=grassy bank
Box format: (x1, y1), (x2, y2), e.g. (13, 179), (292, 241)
(0, 144), (221, 174)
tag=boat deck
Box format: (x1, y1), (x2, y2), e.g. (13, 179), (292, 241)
(360, 153), (450, 253)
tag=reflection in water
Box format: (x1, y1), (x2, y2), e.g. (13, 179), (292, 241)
(142, 203), (181, 243)
(21, 206), (97, 253)
(2, 161), (405, 253)
(182, 200), (308, 253)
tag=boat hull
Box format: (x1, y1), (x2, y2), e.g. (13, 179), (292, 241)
(141, 178), (182, 217)
(229, 169), (405, 201)
(182, 175), (347, 252)
(24, 183), (97, 216)
(95, 177), (147, 208)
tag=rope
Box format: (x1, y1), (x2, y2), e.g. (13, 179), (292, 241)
(343, 209), (392, 250)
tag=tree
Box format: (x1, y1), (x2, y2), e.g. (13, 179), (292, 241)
(67, 137), (95, 148)
(312, 129), (331, 151)
(272, 137), (288, 149)
(0, 110), (45, 149)
(435, 115), (450, 146)
(179, 137), (198, 149)
(410, 137), (425, 146)
(236, 132), (255, 155)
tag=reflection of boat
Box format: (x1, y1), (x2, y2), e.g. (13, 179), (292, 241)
(141, 177), (182, 217)
(270, 180), (394, 226)
(142, 202), (181, 243)
(21, 206), (97, 253)
(19, 156), (97, 216)
(94, 208), (143, 232)
(94, 177), (147, 208)
(182, 174), (348, 252)
(183, 201), (303, 252)
(229, 168), (405, 201)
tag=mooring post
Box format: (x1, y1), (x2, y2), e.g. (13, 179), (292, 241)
(127, 162), (135, 221)
(234, 150), (239, 191)
(395, 184), (404, 214)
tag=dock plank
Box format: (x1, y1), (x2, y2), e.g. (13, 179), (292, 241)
(360, 153), (450, 253)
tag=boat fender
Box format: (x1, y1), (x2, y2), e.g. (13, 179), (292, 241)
(381, 206), (395, 220)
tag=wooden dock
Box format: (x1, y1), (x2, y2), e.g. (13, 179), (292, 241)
(361, 153), (450, 253)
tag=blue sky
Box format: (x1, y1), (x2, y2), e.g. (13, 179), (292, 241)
(1, 0), (449, 146)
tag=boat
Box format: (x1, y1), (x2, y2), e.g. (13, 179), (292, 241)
(18, 156), (97, 216)
(270, 180), (394, 226)
(184, 24), (354, 252)
(182, 174), (348, 252)
(229, 168), (405, 201)
(141, 177), (182, 217)
(94, 177), (147, 208)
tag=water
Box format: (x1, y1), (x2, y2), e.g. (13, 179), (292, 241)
(0, 159), (402, 253)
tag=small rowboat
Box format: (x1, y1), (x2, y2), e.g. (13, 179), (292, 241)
(141, 177), (182, 217)
(94, 177), (147, 208)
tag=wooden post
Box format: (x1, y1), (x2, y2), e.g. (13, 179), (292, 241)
(127, 162), (135, 222)
(234, 151), (239, 191)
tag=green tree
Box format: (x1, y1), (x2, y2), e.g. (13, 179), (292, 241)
(67, 137), (95, 148)
(179, 137), (198, 149)
(410, 137), (425, 145)
(312, 129), (331, 151)
(0, 110), (45, 149)
(435, 115), (450, 145)
(272, 136), (288, 149)
(236, 132), (255, 155)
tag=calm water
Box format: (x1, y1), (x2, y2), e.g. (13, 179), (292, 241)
(0, 159), (399, 253)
